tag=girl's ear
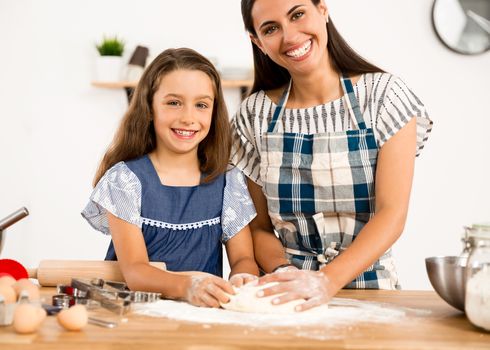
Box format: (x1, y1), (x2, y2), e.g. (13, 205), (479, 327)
(250, 34), (267, 56)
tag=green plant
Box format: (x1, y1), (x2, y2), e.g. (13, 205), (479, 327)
(96, 36), (125, 56)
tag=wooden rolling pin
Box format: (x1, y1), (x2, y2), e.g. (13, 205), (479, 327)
(27, 260), (166, 286)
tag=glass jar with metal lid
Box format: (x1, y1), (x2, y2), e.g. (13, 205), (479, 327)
(464, 223), (490, 331)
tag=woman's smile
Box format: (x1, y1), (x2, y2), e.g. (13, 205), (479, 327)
(285, 39), (312, 60)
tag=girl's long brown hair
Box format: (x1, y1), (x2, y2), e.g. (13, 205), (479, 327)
(241, 0), (385, 94)
(93, 48), (230, 186)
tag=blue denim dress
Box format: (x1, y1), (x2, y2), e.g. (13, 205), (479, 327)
(82, 155), (256, 277)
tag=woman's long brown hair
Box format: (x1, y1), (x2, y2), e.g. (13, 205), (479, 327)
(93, 48), (230, 186)
(241, 0), (385, 94)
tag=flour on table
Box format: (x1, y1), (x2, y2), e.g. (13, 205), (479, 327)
(220, 281), (328, 314)
(133, 297), (407, 328)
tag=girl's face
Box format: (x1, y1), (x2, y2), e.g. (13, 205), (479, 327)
(250, 0), (329, 76)
(152, 69), (214, 157)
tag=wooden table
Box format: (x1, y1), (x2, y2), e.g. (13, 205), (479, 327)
(1, 289), (489, 349)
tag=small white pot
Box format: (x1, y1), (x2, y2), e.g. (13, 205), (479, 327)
(94, 56), (123, 82)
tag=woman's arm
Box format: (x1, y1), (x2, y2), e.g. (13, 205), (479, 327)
(321, 117), (417, 290)
(259, 117), (417, 310)
(225, 225), (260, 278)
(246, 179), (291, 273)
(107, 213), (234, 307)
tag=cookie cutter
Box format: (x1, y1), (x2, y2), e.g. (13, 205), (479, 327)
(52, 294), (75, 308)
(56, 285), (88, 298)
(89, 278), (161, 303)
(70, 278), (161, 315)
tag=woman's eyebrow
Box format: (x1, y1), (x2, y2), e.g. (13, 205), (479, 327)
(259, 4), (304, 30)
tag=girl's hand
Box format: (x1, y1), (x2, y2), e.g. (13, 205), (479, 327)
(229, 273), (259, 288)
(257, 270), (337, 311)
(185, 273), (235, 308)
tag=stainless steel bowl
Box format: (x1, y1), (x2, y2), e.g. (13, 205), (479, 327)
(425, 256), (467, 311)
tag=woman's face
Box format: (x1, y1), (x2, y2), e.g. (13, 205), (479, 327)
(250, 0), (329, 76)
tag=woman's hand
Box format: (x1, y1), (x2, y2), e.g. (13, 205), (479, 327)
(229, 273), (259, 288)
(185, 273), (235, 308)
(273, 264), (298, 273)
(257, 269), (338, 311)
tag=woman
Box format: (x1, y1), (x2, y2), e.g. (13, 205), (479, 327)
(231, 0), (433, 311)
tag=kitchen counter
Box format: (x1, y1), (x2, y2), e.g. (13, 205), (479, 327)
(0, 289), (489, 349)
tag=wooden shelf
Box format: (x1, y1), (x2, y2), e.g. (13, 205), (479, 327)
(91, 79), (253, 89)
(92, 81), (137, 89)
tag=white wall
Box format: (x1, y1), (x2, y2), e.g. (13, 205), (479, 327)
(0, 0), (488, 290)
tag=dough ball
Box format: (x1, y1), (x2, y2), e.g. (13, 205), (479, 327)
(221, 281), (306, 314)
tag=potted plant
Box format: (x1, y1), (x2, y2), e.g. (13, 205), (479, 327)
(94, 35), (125, 81)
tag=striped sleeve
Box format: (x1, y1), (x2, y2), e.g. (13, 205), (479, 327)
(221, 167), (257, 243)
(374, 76), (433, 156)
(81, 162), (142, 235)
(230, 95), (264, 186)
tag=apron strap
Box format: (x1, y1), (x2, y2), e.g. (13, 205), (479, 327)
(340, 75), (366, 129)
(267, 80), (292, 133)
(267, 75), (367, 133)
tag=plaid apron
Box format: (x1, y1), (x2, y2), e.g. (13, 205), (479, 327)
(260, 76), (399, 289)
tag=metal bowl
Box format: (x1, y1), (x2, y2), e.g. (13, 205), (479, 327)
(425, 256), (467, 311)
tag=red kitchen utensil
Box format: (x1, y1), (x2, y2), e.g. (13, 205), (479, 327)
(0, 258), (28, 280)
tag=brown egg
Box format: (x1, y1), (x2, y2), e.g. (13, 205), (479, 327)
(0, 284), (16, 303)
(13, 304), (45, 334)
(0, 275), (16, 287)
(57, 305), (88, 331)
(12, 279), (40, 301)
(37, 307), (47, 323)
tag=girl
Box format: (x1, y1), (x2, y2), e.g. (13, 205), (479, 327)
(82, 48), (259, 308)
(232, 0), (433, 311)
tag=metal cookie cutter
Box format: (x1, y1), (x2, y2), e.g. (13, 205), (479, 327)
(70, 278), (161, 315)
(89, 278), (161, 303)
(70, 278), (131, 315)
(57, 285), (88, 298)
(52, 294), (75, 308)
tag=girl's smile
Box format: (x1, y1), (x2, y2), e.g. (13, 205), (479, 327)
(172, 128), (199, 139)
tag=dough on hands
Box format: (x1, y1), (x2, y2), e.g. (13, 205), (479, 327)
(221, 281), (326, 314)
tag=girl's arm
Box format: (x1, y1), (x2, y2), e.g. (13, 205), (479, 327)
(246, 179), (291, 273)
(225, 224), (260, 280)
(259, 117), (417, 310)
(107, 213), (234, 307)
